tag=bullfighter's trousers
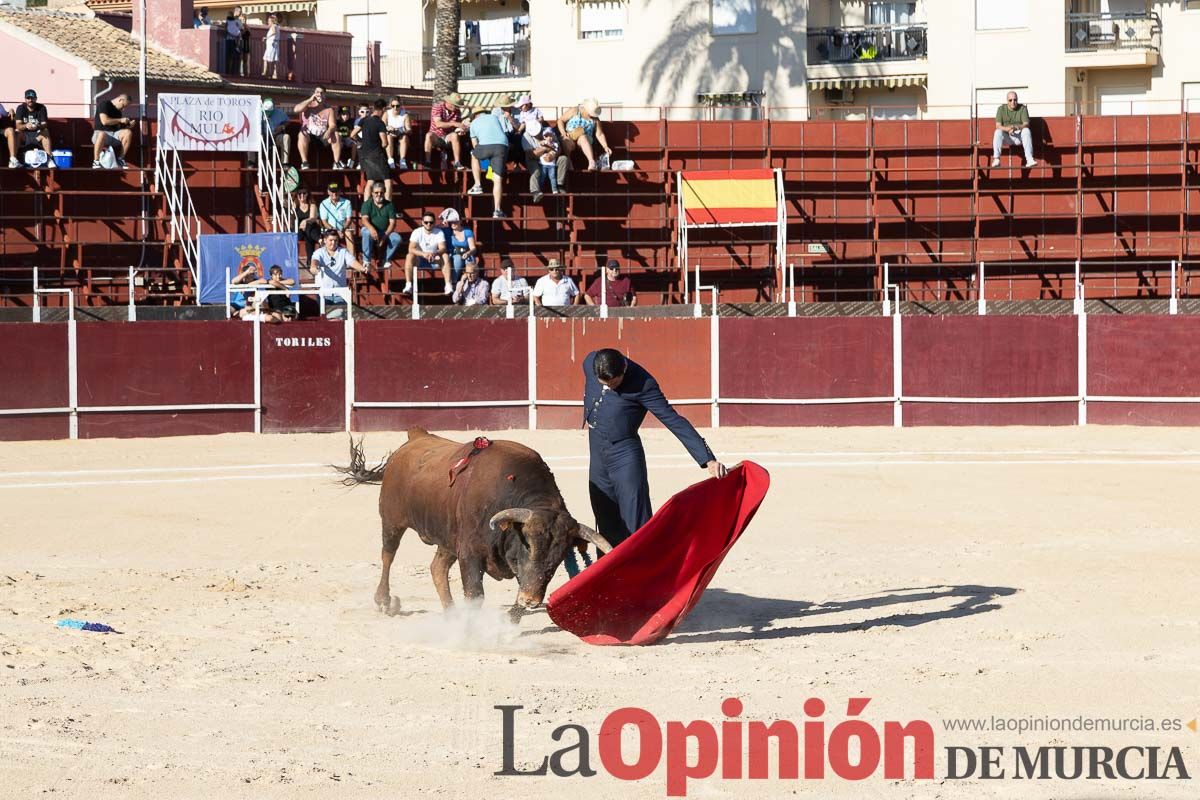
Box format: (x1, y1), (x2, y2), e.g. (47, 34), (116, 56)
(588, 434), (653, 548)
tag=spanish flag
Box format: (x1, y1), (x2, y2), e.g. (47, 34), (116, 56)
(680, 169), (778, 226)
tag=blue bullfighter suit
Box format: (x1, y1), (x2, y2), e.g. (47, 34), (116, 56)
(582, 350), (714, 547)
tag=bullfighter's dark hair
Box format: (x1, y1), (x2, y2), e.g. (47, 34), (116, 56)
(593, 348), (627, 381)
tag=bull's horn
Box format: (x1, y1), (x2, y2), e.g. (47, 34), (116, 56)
(576, 523), (613, 553)
(490, 508), (535, 531)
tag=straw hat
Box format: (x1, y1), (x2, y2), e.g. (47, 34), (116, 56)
(443, 92), (462, 107)
(470, 105), (489, 117)
(494, 94), (514, 108)
(546, 258), (563, 270)
(581, 98), (601, 118)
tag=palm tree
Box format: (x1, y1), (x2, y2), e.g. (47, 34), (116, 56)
(433, 0), (461, 100)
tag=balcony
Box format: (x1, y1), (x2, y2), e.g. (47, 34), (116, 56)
(1065, 12), (1160, 69)
(806, 24), (928, 85)
(421, 41), (531, 82)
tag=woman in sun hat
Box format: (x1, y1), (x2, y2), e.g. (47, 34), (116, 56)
(556, 97), (613, 171)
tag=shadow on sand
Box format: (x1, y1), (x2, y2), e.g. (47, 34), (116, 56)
(665, 584), (1018, 645)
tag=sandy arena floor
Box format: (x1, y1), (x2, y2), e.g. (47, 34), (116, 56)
(0, 426), (1198, 799)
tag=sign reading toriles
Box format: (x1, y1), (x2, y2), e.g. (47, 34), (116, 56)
(158, 94), (261, 152)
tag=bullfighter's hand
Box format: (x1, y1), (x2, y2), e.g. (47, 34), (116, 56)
(706, 461), (728, 479)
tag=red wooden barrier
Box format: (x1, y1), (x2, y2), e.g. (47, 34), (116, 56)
(718, 317), (893, 426)
(0, 323), (69, 441)
(261, 320), (346, 433)
(1087, 316), (1200, 425)
(902, 316), (1078, 426)
(353, 319), (527, 432)
(534, 317), (711, 430)
(75, 321), (254, 438)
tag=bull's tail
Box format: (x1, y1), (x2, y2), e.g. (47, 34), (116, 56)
(333, 436), (390, 486)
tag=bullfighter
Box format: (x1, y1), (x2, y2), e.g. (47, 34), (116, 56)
(583, 348), (727, 549)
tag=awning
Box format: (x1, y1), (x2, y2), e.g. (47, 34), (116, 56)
(242, 1), (317, 15)
(808, 74), (927, 91)
(460, 90), (529, 109)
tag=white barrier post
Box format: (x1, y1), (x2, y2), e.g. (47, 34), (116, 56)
(527, 290), (537, 430)
(600, 266), (608, 319)
(882, 261), (891, 316)
(891, 284), (902, 428)
(343, 287), (355, 432)
(1078, 305), (1088, 426)
(128, 266), (137, 322)
(787, 262), (797, 317)
(411, 265), (420, 321)
(1073, 259), (1083, 316)
(977, 261), (987, 316)
(693, 261), (702, 318)
(225, 267), (232, 320)
(67, 303), (77, 439)
(252, 311), (262, 434)
(1170, 259), (1178, 315)
(32, 267), (39, 323)
(505, 266), (515, 319)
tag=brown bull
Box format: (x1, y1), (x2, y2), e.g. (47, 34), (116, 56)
(337, 429), (611, 615)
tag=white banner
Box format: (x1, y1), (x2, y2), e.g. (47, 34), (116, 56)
(157, 93), (261, 152)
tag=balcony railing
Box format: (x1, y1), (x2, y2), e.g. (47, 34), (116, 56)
(421, 41), (531, 81)
(1066, 12), (1161, 53)
(807, 24), (927, 65)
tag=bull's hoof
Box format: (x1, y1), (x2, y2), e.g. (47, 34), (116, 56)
(507, 605), (526, 624)
(376, 595), (401, 615)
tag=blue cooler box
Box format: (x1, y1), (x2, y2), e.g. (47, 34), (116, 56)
(51, 149), (73, 169)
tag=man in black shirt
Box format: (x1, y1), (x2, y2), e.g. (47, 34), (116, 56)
(9, 89), (54, 168)
(92, 93), (136, 169)
(355, 98), (392, 202)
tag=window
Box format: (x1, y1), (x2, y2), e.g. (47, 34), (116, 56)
(712, 0), (756, 35)
(975, 0), (1028, 30)
(868, 2), (916, 26)
(579, 1), (626, 40)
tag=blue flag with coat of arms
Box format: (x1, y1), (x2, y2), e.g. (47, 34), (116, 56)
(197, 232), (299, 305)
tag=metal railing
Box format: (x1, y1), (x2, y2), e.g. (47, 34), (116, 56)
(256, 125), (296, 235)
(153, 146), (201, 287)
(1065, 11), (1161, 53)
(422, 41), (531, 81)
(807, 24), (927, 65)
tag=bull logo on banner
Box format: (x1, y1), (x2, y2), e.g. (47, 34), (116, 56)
(158, 94), (261, 152)
(197, 232), (299, 305)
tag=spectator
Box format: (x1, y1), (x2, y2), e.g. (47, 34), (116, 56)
(402, 211), (453, 295)
(240, 265), (297, 323)
(309, 228), (366, 318)
(439, 207), (478, 283)
(584, 259), (637, 307)
(262, 13), (279, 78)
(0, 102), (12, 164)
(92, 92), (135, 170)
(425, 92), (467, 170)
(293, 86), (343, 170)
(228, 261), (259, 315)
(536, 126), (561, 195)
(293, 187), (321, 261)
(11, 89), (53, 169)
(522, 119), (567, 203)
(513, 94), (543, 136)
(335, 105), (357, 169)
(318, 182), (354, 245)
(557, 98), (613, 171)
(384, 96), (411, 170)
(260, 97), (290, 164)
(359, 185), (401, 270)
(492, 94), (515, 134)
(238, 11), (252, 77)
(452, 262), (491, 306)
(532, 259), (578, 307)
(196, 6), (211, 26)
(992, 91), (1037, 168)
(468, 106), (508, 219)
(356, 98), (392, 202)
(224, 10), (242, 75)
(491, 257), (531, 304)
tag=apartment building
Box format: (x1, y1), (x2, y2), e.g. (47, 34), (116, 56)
(83, 0), (1200, 118)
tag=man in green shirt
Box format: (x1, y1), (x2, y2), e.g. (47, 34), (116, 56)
(359, 187), (402, 269)
(992, 91), (1037, 168)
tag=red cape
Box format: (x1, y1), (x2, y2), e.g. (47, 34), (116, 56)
(547, 461), (770, 645)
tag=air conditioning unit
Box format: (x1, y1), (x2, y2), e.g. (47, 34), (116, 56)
(825, 87), (855, 105)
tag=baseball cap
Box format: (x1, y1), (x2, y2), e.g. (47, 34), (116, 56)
(439, 208), (460, 223)
(327, 182), (339, 191)
(606, 259), (621, 269)
(24, 89), (36, 100)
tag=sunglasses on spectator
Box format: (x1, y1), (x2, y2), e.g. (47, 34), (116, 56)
(421, 218), (435, 225)
(390, 104), (401, 109)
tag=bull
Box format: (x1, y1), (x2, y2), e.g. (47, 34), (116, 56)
(337, 428), (611, 616)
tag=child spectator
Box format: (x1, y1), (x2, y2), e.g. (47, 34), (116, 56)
(538, 128), (560, 194)
(262, 14), (280, 79)
(335, 106), (357, 170)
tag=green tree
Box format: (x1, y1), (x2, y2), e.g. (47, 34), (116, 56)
(433, 0), (461, 100)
